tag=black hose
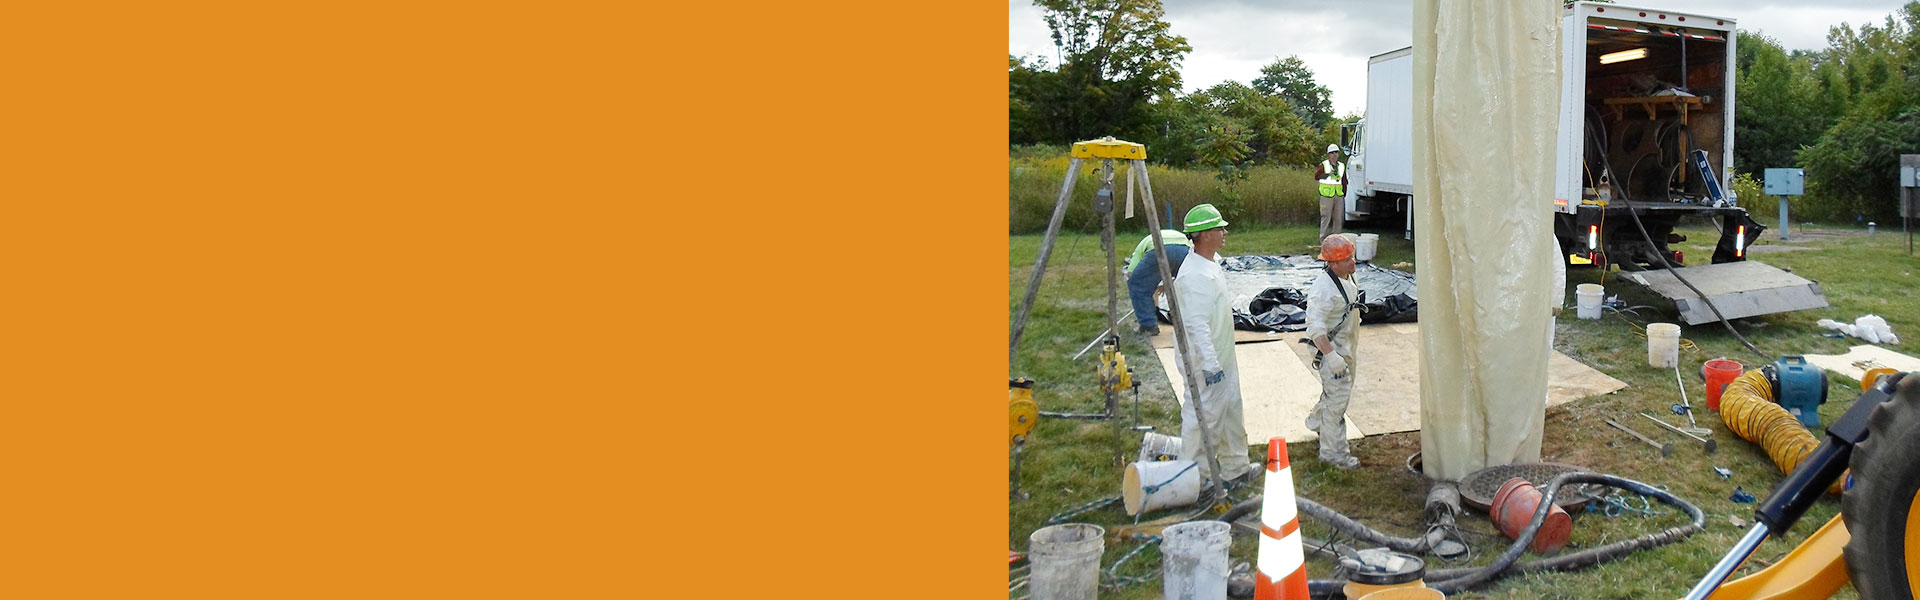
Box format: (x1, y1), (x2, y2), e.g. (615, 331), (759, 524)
(1221, 497), (1452, 555)
(1290, 472), (1704, 596)
(1298, 498), (1451, 555)
(1596, 138), (1771, 362)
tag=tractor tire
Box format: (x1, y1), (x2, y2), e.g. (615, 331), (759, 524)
(1842, 373), (1920, 599)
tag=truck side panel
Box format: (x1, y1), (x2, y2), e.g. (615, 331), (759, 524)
(1362, 52), (1413, 195)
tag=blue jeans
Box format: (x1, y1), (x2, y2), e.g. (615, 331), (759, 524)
(1127, 245), (1189, 329)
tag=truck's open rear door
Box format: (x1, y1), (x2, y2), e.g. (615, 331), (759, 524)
(1619, 261), (1828, 325)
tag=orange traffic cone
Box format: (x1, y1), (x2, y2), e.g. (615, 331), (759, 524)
(1255, 438), (1309, 600)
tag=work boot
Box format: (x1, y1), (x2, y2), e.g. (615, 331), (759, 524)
(1322, 454), (1360, 470)
(1137, 324), (1160, 337)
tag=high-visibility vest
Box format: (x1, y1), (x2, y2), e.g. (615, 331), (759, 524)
(1318, 160), (1345, 198)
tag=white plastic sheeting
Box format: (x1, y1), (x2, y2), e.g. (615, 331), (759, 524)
(1413, 0), (1562, 481)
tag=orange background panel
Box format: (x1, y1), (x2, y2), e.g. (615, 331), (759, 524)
(3, 2), (1002, 598)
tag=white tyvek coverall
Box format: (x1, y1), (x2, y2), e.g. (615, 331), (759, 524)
(1304, 269), (1362, 461)
(1172, 252), (1250, 481)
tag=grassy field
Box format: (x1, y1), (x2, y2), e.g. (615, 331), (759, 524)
(1010, 158), (1324, 234)
(1009, 217), (1920, 599)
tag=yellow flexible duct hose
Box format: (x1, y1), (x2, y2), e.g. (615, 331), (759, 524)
(1718, 369), (1844, 494)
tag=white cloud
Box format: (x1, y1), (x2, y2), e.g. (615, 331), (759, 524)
(1009, 0), (1912, 117)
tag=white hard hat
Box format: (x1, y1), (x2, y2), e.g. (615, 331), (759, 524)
(1327, 144), (1341, 153)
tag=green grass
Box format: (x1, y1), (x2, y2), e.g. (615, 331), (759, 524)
(1010, 218), (1920, 599)
(1010, 159), (1323, 234)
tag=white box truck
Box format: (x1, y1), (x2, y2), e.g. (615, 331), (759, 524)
(1338, 1), (1826, 324)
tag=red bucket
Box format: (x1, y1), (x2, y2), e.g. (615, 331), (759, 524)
(1489, 477), (1572, 554)
(1703, 359), (1744, 412)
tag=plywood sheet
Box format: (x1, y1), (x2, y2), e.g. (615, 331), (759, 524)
(1147, 327), (1293, 349)
(1155, 323), (1628, 442)
(1156, 343), (1362, 445)
(1803, 345), (1920, 383)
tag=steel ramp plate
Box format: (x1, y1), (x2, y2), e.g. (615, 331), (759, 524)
(1621, 261), (1828, 325)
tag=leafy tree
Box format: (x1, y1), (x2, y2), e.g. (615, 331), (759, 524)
(1251, 56), (1335, 130)
(1733, 32), (1835, 172)
(1794, 3), (1920, 222)
(1019, 0), (1192, 144)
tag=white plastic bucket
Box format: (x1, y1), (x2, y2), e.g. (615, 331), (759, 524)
(1356, 233), (1380, 262)
(1029, 523), (1105, 600)
(1138, 432), (1183, 463)
(1647, 323), (1681, 368)
(1161, 521), (1232, 600)
(1123, 459), (1203, 516)
(1575, 283), (1604, 320)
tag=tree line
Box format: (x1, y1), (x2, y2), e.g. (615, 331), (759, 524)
(1012, 0), (1920, 223)
(1736, 3), (1920, 222)
(1008, 0), (1345, 185)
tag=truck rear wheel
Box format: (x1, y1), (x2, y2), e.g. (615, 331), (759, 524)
(1842, 373), (1920, 598)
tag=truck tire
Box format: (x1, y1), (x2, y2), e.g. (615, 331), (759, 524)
(1842, 373), (1920, 599)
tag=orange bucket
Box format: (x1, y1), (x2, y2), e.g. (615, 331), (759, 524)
(1488, 477), (1571, 554)
(1703, 359), (1744, 411)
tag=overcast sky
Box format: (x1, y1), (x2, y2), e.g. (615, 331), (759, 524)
(1009, 0), (1914, 116)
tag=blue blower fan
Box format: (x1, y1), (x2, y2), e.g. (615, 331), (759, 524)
(1763, 356), (1828, 428)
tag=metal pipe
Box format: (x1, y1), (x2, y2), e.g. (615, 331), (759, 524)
(1682, 523), (1770, 600)
(1134, 160), (1226, 493)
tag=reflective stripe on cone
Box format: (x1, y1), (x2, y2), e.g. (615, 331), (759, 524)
(1254, 437), (1309, 600)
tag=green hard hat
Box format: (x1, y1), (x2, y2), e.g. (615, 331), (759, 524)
(1183, 204), (1229, 233)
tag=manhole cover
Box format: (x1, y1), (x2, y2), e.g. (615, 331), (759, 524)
(1458, 462), (1596, 513)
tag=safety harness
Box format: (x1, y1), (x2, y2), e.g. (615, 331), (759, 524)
(1301, 266), (1365, 371)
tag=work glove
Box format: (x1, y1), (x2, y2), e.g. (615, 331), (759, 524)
(1204, 370), (1225, 385)
(1323, 352), (1349, 377)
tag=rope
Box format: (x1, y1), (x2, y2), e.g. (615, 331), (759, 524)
(1100, 534), (1164, 589)
(1718, 369), (1845, 494)
(1141, 462), (1199, 495)
(1044, 496), (1120, 526)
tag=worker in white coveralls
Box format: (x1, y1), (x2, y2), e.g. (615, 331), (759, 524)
(1305, 234), (1363, 469)
(1171, 204), (1252, 483)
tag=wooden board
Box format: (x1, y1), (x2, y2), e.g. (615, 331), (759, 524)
(1147, 327), (1294, 349)
(1156, 343), (1362, 445)
(1803, 345), (1920, 383)
(1154, 323), (1628, 443)
(1620, 261), (1829, 325)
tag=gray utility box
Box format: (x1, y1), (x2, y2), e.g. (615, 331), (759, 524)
(1765, 168), (1804, 196)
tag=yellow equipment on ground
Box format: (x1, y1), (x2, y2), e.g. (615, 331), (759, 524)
(1097, 342), (1133, 393)
(1009, 378), (1039, 444)
(1686, 371), (1920, 599)
(1009, 378), (1039, 502)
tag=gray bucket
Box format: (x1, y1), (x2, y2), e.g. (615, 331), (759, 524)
(1161, 521), (1231, 600)
(1028, 523), (1105, 600)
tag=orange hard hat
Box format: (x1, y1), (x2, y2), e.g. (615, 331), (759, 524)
(1319, 235), (1355, 262)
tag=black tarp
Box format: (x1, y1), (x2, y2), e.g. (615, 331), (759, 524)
(1218, 255), (1418, 332)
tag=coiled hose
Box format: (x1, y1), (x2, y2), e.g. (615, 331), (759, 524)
(1719, 369), (1844, 495)
(1228, 473), (1705, 597)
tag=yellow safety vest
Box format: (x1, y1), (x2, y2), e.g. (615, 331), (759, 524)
(1318, 160), (1346, 198)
